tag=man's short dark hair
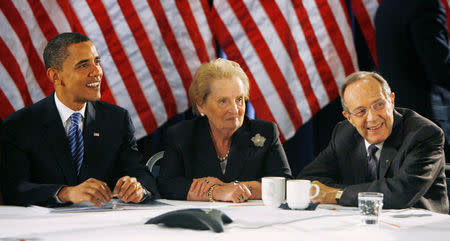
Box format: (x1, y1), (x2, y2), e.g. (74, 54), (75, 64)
(43, 32), (90, 70)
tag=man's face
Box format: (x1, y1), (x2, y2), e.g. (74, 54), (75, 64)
(342, 77), (395, 144)
(53, 41), (102, 110)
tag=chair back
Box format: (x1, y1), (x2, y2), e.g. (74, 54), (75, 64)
(146, 151), (164, 178)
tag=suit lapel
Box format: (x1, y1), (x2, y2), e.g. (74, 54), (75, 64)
(224, 119), (253, 181)
(42, 94), (78, 185)
(352, 134), (369, 183)
(379, 110), (403, 178)
(196, 118), (223, 178)
(80, 102), (101, 180)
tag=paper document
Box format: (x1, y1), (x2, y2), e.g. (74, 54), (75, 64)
(49, 200), (168, 213)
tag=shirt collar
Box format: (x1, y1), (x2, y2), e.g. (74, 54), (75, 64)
(54, 93), (86, 123)
(364, 140), (384, 155)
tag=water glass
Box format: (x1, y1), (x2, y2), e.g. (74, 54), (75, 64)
(358, 192), (383, 225)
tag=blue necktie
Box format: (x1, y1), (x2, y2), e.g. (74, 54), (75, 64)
(68, 113), (84, 175)
(367, 144), (378, 182)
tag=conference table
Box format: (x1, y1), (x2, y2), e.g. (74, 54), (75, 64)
(0, 199), (449, 241)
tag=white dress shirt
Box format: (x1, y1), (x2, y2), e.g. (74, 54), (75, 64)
(54, 93), (86, 134)
(54, 94), (86, 203)
(364, 140), (384, 163)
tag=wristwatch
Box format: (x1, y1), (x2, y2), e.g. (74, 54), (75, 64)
(335, 190), (344, 202)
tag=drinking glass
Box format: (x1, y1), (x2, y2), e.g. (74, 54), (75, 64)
(358, 192), (383, 225)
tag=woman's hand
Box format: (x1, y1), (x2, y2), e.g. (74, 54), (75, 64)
(212, 183), (252, 203)
(187, 177), (224, 201)
(238, 181), (261, 200)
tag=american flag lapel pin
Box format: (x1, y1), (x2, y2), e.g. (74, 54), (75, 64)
(93, 132), (100, 137)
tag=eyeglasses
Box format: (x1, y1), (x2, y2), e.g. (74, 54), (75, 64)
(347, 99), (388, 118)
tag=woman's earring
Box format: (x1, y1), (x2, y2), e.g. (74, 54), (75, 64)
(200, 113), (205, 116)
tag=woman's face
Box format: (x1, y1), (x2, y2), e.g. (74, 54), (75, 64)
(197, 77), (247, 135)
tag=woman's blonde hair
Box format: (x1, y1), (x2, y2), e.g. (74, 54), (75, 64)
(189, 58), (249, 115)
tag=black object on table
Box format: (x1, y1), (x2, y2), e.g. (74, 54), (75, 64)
(279, 202), (320, 210)
(146, 208), (233, 233)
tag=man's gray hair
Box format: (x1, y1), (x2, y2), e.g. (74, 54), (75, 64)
(340, 71), (392, 112)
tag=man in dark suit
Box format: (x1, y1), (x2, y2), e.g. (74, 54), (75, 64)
(298, 71), (448, 214)
(375, 0), (450, 162)
(0, 32), (158, 207)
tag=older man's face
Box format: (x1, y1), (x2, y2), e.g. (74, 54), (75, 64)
(342, 77), (395, 144)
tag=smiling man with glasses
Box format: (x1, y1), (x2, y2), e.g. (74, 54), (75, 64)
(297, 71), (448, 214)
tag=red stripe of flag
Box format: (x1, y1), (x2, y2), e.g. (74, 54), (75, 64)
(27, 0), (58, 41)
(440, 0), (450, 38)
(211, 6), (282, 139)
(57, 0), (116, 105)
(146, 0), (193, 94)
(316, 0), (356, 76)
(290, 0), (339, 103)
(86, 0), (157, 133)
(339, 0), (352, 28)
(0, 88), (15, 120)
(0, 38), (33, 107)
(118, 0), (177, 118)
(0, 0), (53, 96)
(228, 0), (303, 128)
(261, 1), (321, 115)
(56, 0), (86, 34)
(351, 0), (378, 67)
(175, 0), (210, 63)
(200, 0), (217, 54)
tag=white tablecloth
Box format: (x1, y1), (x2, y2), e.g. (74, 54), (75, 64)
(0, 200), (449, 241)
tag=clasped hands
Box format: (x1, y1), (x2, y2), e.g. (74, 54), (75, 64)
(57, 176), (145, 206)
(187, 177), (253, 203)
(310, 180), (341, 204)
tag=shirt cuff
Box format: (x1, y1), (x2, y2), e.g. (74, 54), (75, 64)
(54, 186), (67, 204)
(139, 187), (152, 203)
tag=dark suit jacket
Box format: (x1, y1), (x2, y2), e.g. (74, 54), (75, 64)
(0, 93), (159, 206)
(298, 108), (449, 214)
(157, 116), (292, 200)
(375, 0), (450, 149)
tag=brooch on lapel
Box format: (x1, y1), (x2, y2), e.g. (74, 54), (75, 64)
(251, 133), (266, 147)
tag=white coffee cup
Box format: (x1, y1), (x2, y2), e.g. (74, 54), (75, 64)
(262, 177), (286, 207)
(286, 180), (320, 209)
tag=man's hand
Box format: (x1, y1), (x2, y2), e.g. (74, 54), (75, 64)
(113, 176), (145, 203)
(57, 178), (112, 206)
(311, 180), (341, 204)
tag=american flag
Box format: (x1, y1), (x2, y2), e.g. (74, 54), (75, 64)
(1, 1), (448, 141)
(212, 0), (357, 140)
(0, 0), (215, 139)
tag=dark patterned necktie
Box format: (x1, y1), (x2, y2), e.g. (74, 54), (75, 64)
(68, 113), (84, 175)
(367, 144), (378, 182)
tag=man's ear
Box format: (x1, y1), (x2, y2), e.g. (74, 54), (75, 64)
(342, 111), (350, 121)
(390, 92), (395, 106)
(47, 68), (61, 85)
